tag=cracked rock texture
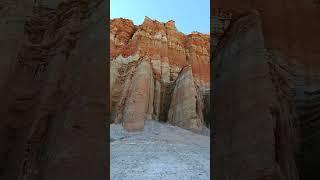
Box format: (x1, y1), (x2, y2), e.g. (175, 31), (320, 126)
(0, 1), (107, 180)
(110, 17), (210, 132)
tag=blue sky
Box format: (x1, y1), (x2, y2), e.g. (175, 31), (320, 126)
(110, 0), (210, 34)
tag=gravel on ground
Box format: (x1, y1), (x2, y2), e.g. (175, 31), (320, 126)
(110, 120), (210, 180)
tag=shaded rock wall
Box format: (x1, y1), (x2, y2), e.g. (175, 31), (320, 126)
(292, 70), (320, 179)
(213, 8), (320, 180)
(267, 50), (300, 180)
(265, 48), (320, 180)
(213, 11), (281, 179)
(212, 2), (320, 66)
(0, 1), (108, 180)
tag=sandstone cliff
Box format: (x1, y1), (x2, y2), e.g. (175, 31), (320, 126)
(110, 17), (210, 132)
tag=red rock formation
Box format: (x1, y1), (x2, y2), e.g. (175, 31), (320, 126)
(186, 32), (210, 83)
(110, 17), (210, 132)
(110, 18), (136, 58)
(110, 16), (210, 86)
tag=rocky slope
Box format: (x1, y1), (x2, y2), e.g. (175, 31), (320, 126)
(110, 17), (210, 132)
(213, 9), (320, 180)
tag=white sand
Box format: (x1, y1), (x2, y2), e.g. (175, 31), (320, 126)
(110, 120), (210, 180)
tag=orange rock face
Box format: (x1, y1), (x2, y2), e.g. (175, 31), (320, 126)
(110, 16), (210, 86)
(110, 17), (210, 132)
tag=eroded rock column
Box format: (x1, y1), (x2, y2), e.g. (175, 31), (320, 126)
(168, 66), (204, 132)
(122, 61), (154, 131)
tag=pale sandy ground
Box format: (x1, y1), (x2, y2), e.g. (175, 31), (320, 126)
(110, 120), (210, 180)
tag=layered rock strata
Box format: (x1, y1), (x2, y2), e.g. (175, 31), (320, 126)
(110, 17), (210, 132)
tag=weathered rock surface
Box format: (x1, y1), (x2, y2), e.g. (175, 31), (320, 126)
(213, 8), (320, 180)
(110, 17), (210, 132)
(122, 61), (154, 132)
(110, 17), (210, 86)
(0, 1), (108, 180)
(168, 66), (204, 132)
